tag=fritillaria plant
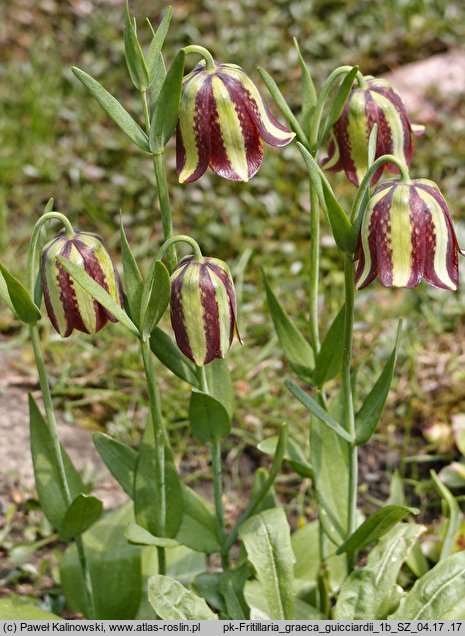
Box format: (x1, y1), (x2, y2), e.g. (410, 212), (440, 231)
(1, 2), (465, 622)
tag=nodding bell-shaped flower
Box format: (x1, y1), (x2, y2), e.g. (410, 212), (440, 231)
(170, 256), (241, 366)
(41, 231), (123, 337)
(322, 76), (424, 186)
(176, 60), (295, 183)
(355, 178), (462, 291)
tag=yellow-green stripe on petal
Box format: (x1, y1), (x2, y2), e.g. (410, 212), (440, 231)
(211, 75), (249, 182)
(389, 185), (413, 287)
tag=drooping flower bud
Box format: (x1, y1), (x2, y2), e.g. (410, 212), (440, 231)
(41, 231), (123, 337)
(170, 256), (241, 366)
(176, 61), (295, 183)
(355, 178), (462, 290)
(322, 76), (424, 186)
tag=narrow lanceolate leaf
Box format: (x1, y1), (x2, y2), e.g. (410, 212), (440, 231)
(239, 508), (296, 620)
(119, 218), (143, 327)
(431, 470), (461, 561)
(262, 270), (314, 381)
(149, 52), (167, 115)
(93, 433), (137, 498)
(0, 263), (41, 323)
(318, 66), (359, 148)
(286, 380), (354, 443)
(293, 38), (316, 141)
(355, 321), (402, 445)
(313, 304), (345, 387)
(150, 49), (185, 152)
(123, 0), (149, 90)
(57, 256), (139, 338)
(390, 551), (465, 619)
(148, 575), (218, 620)
(146, 7), (172, 84)
(72, 67), (150, 152)
(336, 506), (418, 555)
(139, 260), (170, 340)
(297, 143), (355, 252)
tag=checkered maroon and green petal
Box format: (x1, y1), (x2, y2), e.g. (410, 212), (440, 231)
(170, 256), (240, 366)
(41, 231), (123, 337)
(322, 76), (424, 186)
(176, 62), (294, 184)
(355, 179), (461, 291)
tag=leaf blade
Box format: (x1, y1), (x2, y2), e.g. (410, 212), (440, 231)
(313, 304), (345, 387)
(355, 321), (402, 445)
(148, 575), (218, 619)
(57, 256), (140, 338)
(239, 508), (295, 620)
(188, 389), (231, 443)
(149, 49), (185, 152)
(262, 270), (314, 381)
(93, 432), (137, 498)
(60, 494), (103, 541)
(336, 506), (417, 555)
(0, 263), (41, 323)
(286, 380), (354, 443)
(140, 260), (171, 340)
(72, 67), (150, 152)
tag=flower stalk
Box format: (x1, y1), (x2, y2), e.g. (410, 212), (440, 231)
(140, 337), (167, 575)
(196, 365), (229, 569)
(27, 212), (96, 618)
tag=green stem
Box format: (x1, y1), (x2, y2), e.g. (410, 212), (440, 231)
(30, 323), (96, 617)
(140, 338), (167, 574)
(183, 45), (216, 71)
(27, 209), (96, 617)
(309, 183), (320, 355)
(141, 90), (151, 134)
(30, 325), (70, 503)
(350, 154), (410, 233)
(196, 366), (229, 569)
(27, 212), (75, 305)
(152, 152), (177, 272)
(139, 90), (177, 272)
(156, 234), (203, 263)
(342, 254), (357, 570)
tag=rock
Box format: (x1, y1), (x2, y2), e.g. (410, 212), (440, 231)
(386, 49), (465, 122)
